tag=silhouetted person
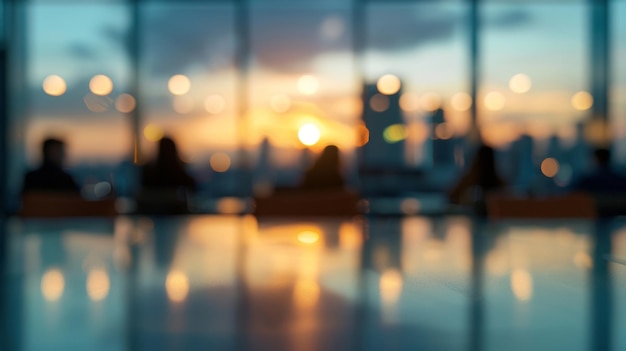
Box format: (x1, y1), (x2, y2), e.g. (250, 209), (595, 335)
(22, 138), (79, 194)
(571, 148), (626, 194)
(300, 145), (344, 190)
(449, 144), (505, 205)
(138, 137), (196, 214)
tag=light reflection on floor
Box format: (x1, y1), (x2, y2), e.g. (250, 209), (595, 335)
(2, 216), (626, 351)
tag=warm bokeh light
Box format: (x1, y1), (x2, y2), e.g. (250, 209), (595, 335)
(143, 123), (164, 142)
(370, 94), (390, 112)
(115, 93), (136, 113)
(380, 269), (403, 304)
(377, 74), (402, 95)
(83, 94), (111, 113)
(166, 270), (190, 303)
(434, 123), (453, 140)
(42, 75), (67, 96)
(484, 91), (506, 111)
(509, 73), (532, 94)
(168, 74), (191, 95)
(297, 75), (319, 95)
(298, 123), (321, 146)
(216, 197), (246, 214)
(400, 198), (421, 215)
(200, 94), (225, 114)
(420, 93), (441, 112)
(210, 152), (231, 173)
(297, 230), (320, 244)
(571, 91), (593, 111)
(511, 269), (533, 301)
(584, 118), (610, 146)
(41, 268), (65, 302)
(383, 124), (407, 144)
(451, 92), (472, 111)
(87, 269), (110, 302)
(541, 157), (560, 178)
(293, 279), (320, 309)
(173, 96), (194, 114)
(270, 93), (291, 113)
(574, 252), (593, 269)
(356, 123), (370, 147)
(89, 74), (114, 96)
(399, 92), (420, 112)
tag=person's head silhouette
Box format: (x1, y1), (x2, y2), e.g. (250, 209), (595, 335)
(42, 138), (66, 168)
(593, 148), (611, 169)
(156, 136), (183, 166)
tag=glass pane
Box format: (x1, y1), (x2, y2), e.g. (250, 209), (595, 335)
(483, 223), (592, 351)
(364, 3), (469, 172)
(480, 3), (589, 193)
(13, 4), (132, 206)
(247, 3), (358, 193)
(611, 0), (626, 165)
(140, 4), (241, 206)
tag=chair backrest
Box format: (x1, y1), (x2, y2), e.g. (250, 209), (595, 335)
(486, 193), (597, 219)
(20, 193), (116, 218)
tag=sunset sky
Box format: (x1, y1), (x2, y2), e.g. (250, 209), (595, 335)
(16, 1), (626, 165)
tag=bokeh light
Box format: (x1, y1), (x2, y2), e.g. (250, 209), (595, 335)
(42, 75), (67, 96)
(173, 96), (194, 114)
(541, 157), (560, 178)
(297, 230), (320, 244)
(115, 93), (136, 113)
(168, 74), (191, 96)
(293, 280), (320, 309)
(87, 269), (110, 302)
(356, 123), (370, 147)
(434, 123), (453, 140)
(89, 74), (114, 96)
(216, 197), (246, 214)
(204, 94), (226, 114)
(166, 270), (189, 303)
(380, 269), (403, 304)
(399, 92), (420, 112)
(451, 92), (472, 111)
(270, 94), (291, 113)
(420, 93), (441, 112)
(143, 124), (164, 142)
(377, 74), (401, 95)
(210, 152), (231, 173)
(400, 198), (421, 215)
(571, 91), (593, 111)
(370, 94), (390, 112)
(297, 75), (319, 95)
(298, 123), (321, 146)
(509, 74), (532, 94)
(383, 124), (407, 143)
(484, 91), (506, 111)
(41, 268), (64, 302)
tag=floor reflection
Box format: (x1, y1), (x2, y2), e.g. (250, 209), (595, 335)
(1, 215), (626, 351)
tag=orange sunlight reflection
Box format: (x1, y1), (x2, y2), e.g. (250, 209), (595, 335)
(293, 279), (320, 310)
(511, 269), (533, 302)
(297, 230), (321, 245)
(166, 270), (190, 303)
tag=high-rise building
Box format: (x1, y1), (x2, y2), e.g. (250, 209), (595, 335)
(360, 83), (405, 171)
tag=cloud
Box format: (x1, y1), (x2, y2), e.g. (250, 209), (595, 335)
(78, 6), (532, 75)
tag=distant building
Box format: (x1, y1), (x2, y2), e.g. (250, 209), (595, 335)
(430, 108), (456, 168)
(360, 83), (405, 171)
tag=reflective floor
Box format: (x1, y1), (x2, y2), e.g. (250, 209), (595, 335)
(2, 215), (626, 351)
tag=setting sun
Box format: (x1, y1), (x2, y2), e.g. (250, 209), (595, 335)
(298, 123), (321, 146)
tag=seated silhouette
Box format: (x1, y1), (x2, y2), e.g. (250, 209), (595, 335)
(299, 145), (345, 190)
(449, 144), (506, 207)
(571, 148), (626, 194)
(22, 138), (79, 194)
(255, 145), (357, 216)
(138, 137), (197, 214)
(20, 138), (115, 217)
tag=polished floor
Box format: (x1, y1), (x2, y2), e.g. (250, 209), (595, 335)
(1, 215), (626, 351)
